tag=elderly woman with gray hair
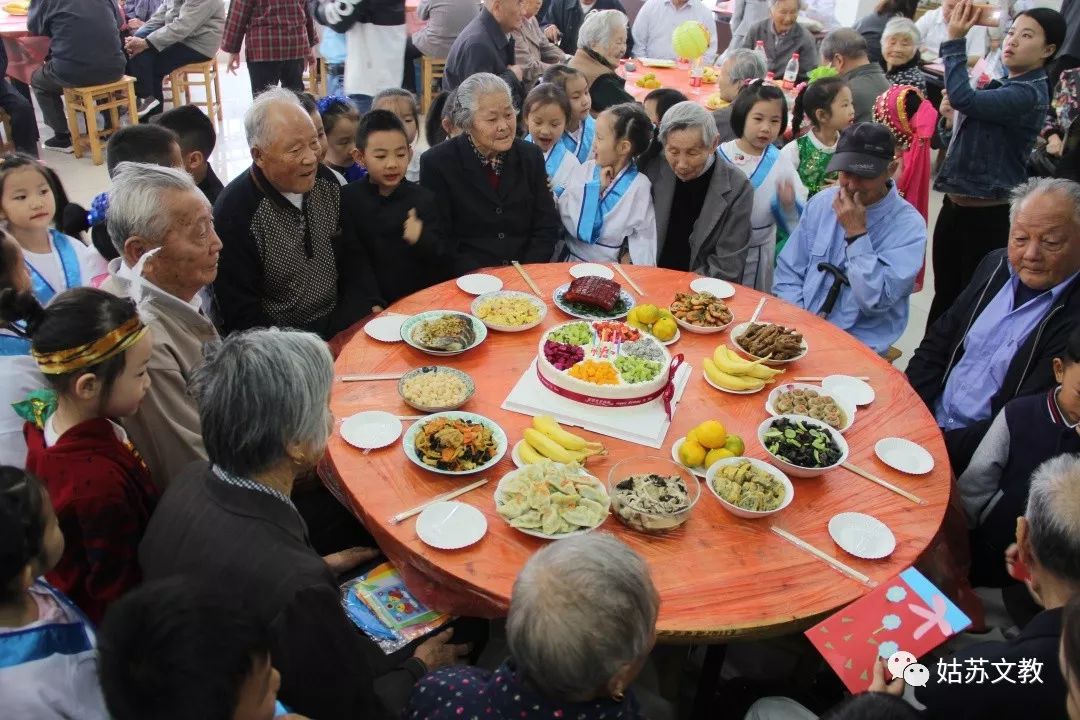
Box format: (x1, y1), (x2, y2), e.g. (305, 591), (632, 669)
(568, 9), (635, 113)
(140, 327), (470, 720)
(881, 16), (925, 91)
(712, 48), (767, 142)
(420, 72), (560, 275)
(406, 533), (659, 720)
(641, 101), (755, 283)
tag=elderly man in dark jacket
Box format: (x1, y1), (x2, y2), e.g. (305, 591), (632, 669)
(213, 87), (383, 340)
(540, 0), (633, 55)
(906, 177), (1080, 475)
(444, 0), (525, 103)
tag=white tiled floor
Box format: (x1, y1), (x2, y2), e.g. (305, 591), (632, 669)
(40, 59), (941, 368)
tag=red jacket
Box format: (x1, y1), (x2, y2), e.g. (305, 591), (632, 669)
(25, 418), (159, 623)
(221, 0), (317, 62)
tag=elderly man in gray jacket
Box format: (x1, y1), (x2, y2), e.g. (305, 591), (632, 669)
(125, 0), (226, 116)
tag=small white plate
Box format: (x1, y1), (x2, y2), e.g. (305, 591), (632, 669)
(829, 512), (896, 559)
(569, 263), (615, 280)
(511, 440), (528, 468)
(416, 501), (488, 550)
(670, 437), (708, 478)
(340, 411), (403, 450)
(875, 437), (935, 475)
(702, 368), (764, 394)
(363, 315), (407, 343)
(456, 273), (503, 295)
(689, 277), (736, 299)
(822, 375), (875, 406)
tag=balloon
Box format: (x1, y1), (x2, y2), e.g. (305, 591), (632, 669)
(671, 21), (710, 60)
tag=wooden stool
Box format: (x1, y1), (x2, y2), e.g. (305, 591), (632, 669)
(420, 57), (446, 114)
(0, 109), (14, 154)
(169, 60), (223, 121)
(303, 58), (327, 97)
(62, 76), (138, 165)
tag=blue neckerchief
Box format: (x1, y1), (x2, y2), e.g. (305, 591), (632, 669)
(527, 137), (571, 197)
(0, 580), (95, 671)
(25, 230), (82, 304)
(719, 143), (780, 190)
(575, 162), (638, 245)
(561, 115), (595, 164)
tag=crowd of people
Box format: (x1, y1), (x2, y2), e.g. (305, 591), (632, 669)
(1, 0), (1080, 717)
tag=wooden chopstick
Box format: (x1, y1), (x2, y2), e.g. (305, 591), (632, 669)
(842, 462), (926, 505)
(771, 527), (877, 587)
(793, 376), (870, 382)
(610, 262), (644, 295)
(390, 478), (489, 524)
(511, 261), (543, 296)
(339, 373), (406, 382)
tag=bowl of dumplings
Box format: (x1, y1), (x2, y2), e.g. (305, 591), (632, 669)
(494, 461), (610, 540)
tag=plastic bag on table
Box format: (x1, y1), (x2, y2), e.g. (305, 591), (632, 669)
(340, 561), (452, 654)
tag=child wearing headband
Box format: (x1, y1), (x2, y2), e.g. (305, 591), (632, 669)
(0, 286), (159, 622)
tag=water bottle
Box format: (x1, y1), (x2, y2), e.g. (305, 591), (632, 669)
(754, 40), (768, 69)
(783, 52), (800, 90)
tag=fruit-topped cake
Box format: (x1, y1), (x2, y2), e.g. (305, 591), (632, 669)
(537, 321), (678, 406)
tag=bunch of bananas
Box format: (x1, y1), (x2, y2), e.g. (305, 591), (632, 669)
(635, 73), (662, 89)
(701, 66), (718, 84)
(703, 345), (784, 393)
(518, 416), (606, 465)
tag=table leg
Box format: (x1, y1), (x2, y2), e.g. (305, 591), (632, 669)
(692, 643), (728, 720)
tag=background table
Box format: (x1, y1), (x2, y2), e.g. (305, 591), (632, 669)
(624, 62), (725, 109)
(325, 265), (951, 641)
(0, 12), (48, 86)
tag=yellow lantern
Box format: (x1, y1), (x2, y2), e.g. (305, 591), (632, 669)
(671, 21), (710, 61)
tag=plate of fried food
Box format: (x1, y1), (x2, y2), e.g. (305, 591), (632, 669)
(495, 461), (610, 539)
(765, 383), (856, 433)
(404, 412), (507, 475)
(706, 457), (793, 519)
(730, 322), (808, 364)
(401, 311), (487, 356)
(669, 291), (734, 334)
(471, 290), (548, 332)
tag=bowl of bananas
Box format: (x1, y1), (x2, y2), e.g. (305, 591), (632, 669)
(512, 415), (607, 467)
(702, 343), (784, 394)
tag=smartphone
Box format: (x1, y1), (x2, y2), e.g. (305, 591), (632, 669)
(972, 2), (1002, 27)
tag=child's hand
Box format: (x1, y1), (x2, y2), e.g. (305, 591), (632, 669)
(777, 179), (795, 211)
(403, 208), (423, 245)
(868, 658), (906, 696)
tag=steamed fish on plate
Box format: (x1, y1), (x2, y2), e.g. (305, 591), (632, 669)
(411, 314), (477, 352)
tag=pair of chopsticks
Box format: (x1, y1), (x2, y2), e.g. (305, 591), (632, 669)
(512, 261), (543, 296)
(842, 462), (925, 505)
(610, 263), (644, 295)
(771, 527), (877, 587)
(339, 372), (405, 382)
(794, 376), (870, 382)
(390, 478), (489, 524)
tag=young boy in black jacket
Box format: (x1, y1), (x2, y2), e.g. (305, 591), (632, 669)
(340, 110), (443, 303)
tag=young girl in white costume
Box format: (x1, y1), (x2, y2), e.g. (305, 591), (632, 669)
(719, 80), (806, 291)
(558, 103), (656, 265)
(523, 83), (580, 198)
(543, 65), (595, 164)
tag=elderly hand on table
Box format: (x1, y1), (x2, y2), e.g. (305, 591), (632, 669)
(125, 36), (150, 57)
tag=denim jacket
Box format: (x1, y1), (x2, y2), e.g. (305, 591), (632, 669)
(934, 37), (1048, 200)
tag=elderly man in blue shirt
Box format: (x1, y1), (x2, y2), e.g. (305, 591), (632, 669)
(908, 177), (1080, 474)
(774, 123), (927, 355)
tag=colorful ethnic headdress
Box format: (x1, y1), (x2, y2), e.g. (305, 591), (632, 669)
(31, 315), (148, 375)
(872, 84), (935, 152)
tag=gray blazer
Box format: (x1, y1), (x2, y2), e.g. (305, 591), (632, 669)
(643, 155), (754, 281)
(143, 0), (225, 59)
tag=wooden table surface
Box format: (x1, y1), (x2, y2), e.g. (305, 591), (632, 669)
(325, 264), (950, 641)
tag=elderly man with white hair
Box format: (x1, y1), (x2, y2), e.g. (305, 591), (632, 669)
(643, 101), (754, 282)
(100, 161), (220, 488)
(406, 533), (662, 719)
(568, 9), (635, 112)
(213, 86), (383, 340)
(908, 177), (1080, 475)
(632, 0), (716, 62)
(712, 48), (766, 142)
(738, 0), (819, 78)
(443, 0), (525, 101)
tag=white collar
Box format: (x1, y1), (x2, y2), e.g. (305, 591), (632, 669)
(116, 258), (204, 312)
(807, 129), (838, 151)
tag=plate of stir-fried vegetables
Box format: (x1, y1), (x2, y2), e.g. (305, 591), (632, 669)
(404, 412), (507, 475)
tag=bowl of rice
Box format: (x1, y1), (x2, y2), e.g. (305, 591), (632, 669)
(398, 366), (475, 413)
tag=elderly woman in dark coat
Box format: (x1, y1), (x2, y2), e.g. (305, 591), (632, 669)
(420, 72), (561, 276)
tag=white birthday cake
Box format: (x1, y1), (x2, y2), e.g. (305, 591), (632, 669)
(537, 321), (673, 403)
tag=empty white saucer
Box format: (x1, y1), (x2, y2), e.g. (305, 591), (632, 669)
(340, 411), (403, 450)
(416, 501), (488, 550)
(364, 315), (407, 343)
(822, 375), (875, 406)
(569, 263), (614, 280)
(689, 277), (736, 299)
(875, 437), (934, 475)
(457, 273), (503, 295)
(829, 512), (896, 559)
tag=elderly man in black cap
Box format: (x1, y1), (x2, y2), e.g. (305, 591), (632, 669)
(773, 123), (927, 354)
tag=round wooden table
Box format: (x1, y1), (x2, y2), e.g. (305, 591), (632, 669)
(326, 264), (950, 641)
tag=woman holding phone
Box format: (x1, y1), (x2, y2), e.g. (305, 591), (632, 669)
(927, 1), (1066, 325)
